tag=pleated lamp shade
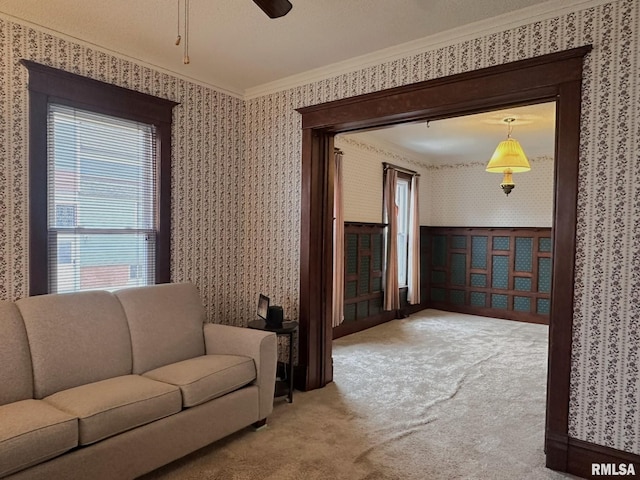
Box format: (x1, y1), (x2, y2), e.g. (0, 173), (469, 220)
(486, 137), (531, 173)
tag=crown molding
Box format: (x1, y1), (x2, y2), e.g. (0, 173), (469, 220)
(2, 0), (612, 101)
(244, 0), (611, 100)
(0, 11), (245, 100)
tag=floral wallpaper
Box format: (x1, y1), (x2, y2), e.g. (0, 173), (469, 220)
(428, 156), (554, 228)
(0, 17), (246, 324)
(243, 0), (640, 455)
(0, 0), (638, 457)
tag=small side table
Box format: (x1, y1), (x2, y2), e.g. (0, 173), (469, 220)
(247, 319), (298, 403)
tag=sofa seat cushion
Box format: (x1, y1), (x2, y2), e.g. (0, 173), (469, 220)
(0, 399), (78, 477)
(44, 375), (182, 446)
(143, 354), (256, 408)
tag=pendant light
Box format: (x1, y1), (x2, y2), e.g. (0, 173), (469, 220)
(486, 118), (531, 196)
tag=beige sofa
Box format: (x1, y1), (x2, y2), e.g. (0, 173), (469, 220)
(0, 283), (277, 480)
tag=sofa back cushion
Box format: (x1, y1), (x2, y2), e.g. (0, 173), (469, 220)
(0, 302), (33, 405)
(115, 283), (206, 374)
(16, 291), (133, 399)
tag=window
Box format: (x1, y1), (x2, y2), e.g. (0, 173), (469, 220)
(48, 105), (156, 293)
(395, 175), (411, 287)
(24, 61), (176, 295)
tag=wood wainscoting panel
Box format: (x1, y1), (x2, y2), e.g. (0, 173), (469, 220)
(334, 222), (388, 339)
(423, 226), (552, 325)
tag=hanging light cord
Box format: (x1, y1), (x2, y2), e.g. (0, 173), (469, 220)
(174, 0), (189, 64)
(183, 0), (190, 64)
(175, 0), (181, 45)
(505, 117), (515, 138)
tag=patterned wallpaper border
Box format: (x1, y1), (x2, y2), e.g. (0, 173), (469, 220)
(335, 134), (430, 169)
(338, 135), (554, 170)
(337, 135), (433, 170)
(426, 154), (554, 170)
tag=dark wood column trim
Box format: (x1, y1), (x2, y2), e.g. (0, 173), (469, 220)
(296, 45), (595, 475)
(297, 129), (334, 390)
(544, 77), (585, 470)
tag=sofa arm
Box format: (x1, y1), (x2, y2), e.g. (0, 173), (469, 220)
(203, 323), (277, 420)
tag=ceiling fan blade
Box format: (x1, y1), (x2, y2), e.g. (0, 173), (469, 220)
(252, 0), (292, 18)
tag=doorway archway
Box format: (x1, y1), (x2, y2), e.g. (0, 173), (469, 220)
(296, 45), (591, 472)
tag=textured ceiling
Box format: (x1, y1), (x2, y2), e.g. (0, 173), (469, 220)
(342, 102), (556, 166)
(1, 0), (555, 95)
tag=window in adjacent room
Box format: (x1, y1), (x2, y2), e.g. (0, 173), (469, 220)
(23, 60), (177, 295)
(395, 174), (411, 287)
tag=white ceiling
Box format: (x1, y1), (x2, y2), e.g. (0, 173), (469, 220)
(342, 102), (556, 165)
(1, 0), (566, 96)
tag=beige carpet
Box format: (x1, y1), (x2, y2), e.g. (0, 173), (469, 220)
(141, 310), (578, 480)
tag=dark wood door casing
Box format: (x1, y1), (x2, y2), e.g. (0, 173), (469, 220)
(296, 46), (591, 474)
(298, 129), (334, 388)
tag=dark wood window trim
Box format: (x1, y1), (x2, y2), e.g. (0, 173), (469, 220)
(21, 60), (178, 295)
(296, 46), (592, 476)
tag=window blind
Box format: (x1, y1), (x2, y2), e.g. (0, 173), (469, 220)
(47, 104), (157, 293)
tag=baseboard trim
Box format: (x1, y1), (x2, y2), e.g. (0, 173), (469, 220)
(545, 431), (569, 471)
(428, 301), (549, 325)
(562, 437), (640, 479)
(404, 303), (427, 316)
(332, 310), (396, 339)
